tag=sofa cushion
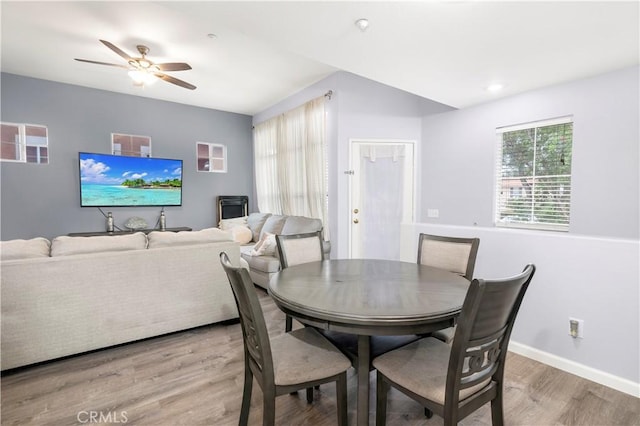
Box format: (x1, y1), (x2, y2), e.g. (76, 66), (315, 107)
(50, 233), (147, 257)
(260, 215), (287, 239)
(0, 237), (51, 260)
(147, 227), (232, 249)
(241, 253), (282, 274)
(228, 225), (253, 245)
(219, 216), (248, 231)
(281, 216), (323, 235)
(247, 213), (271, 242)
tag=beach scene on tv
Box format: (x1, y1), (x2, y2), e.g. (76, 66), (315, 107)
(80, 153), (182, 207)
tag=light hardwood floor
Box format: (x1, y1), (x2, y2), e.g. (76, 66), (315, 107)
(2, 287), (638, 426)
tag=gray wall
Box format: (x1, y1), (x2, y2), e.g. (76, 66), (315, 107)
(254, 66), (640, 390)
(1, 73), (254, 240)
(420, 65), (639, 240)
(415, 66), (640, 389)
(254, 71), (454, 256)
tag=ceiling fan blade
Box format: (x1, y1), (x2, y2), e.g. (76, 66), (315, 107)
(154, 72), (196, 90)
(74, 58), (129, 69)
(156, 62), (192, 72)
(100, 39), (132, 61)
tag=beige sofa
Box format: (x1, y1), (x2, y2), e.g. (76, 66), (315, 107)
(225, 213), (330, 289)
(0, 228), (243, 371)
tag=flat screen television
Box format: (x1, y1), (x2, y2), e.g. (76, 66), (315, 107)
(79, 152), (183, 207)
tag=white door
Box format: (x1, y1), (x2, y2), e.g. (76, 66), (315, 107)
(349, 140), (415, 259)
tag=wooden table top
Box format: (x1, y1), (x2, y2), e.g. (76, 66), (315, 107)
(269, 258), (470, 333)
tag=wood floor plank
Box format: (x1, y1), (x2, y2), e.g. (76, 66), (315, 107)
(2, 287), (638, 425)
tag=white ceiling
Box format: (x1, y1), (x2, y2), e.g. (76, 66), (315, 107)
(1, 1), (638, 116)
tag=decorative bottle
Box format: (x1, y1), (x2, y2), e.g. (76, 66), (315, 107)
(160, 211), (166, 231)
(106, 212), (114, 232)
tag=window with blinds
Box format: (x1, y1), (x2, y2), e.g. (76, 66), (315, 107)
(495, 117), (573, 231)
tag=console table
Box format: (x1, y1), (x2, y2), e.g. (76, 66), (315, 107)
(68, 227), (192, 237)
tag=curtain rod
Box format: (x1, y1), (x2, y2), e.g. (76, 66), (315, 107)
(252, 90), (333, 129)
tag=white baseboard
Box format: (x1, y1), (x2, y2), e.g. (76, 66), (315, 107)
(509, 341), (640, 398)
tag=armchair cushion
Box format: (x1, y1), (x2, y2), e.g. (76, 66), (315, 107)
(243, 255), (281, 274)
(246, 213), (271, 242)
(260, 215), (287, 239)
(241, 212), (331, 289)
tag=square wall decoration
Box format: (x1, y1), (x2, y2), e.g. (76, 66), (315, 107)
(197, 142), (227, 173)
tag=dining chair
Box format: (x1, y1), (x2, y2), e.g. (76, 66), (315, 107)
(219, 252), (350, 426)
(275, 231), (324, 333)
(276, 231), (420, 407)
(373, 264), (536, 426)
(417, 233), (480, 344)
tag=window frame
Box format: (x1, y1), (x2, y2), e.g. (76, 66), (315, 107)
(494, 116), (573, 232)
(1, 122), (49, 164)
(196, 142), (227, 173)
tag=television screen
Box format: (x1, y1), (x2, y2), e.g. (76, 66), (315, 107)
(79, 152), (183, 207)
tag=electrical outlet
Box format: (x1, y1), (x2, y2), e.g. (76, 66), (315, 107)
(427, 209), (439, 218)
(569, 317), (584, 338)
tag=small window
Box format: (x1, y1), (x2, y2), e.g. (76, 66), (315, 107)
(495, 117), (573, 232)
(1, 123), (48, 164)
(197, 142), (227, 173)
(111, 133), (151, 157)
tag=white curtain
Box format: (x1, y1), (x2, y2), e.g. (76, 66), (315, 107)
(253, 96), (329, 239)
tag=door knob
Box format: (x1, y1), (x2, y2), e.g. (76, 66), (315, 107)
(353, 218), (359, 224)
(353, 208), (359, 214)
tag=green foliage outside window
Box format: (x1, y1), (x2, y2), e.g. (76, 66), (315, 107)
(497, 120), (572, 230)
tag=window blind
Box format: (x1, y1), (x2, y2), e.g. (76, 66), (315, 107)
(495, 116), (573, 231)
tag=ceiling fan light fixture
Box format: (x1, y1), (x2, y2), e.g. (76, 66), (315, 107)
(128, 69), (158, 86)
(138, 59), (151, 69)
(77, 40), (196, 90)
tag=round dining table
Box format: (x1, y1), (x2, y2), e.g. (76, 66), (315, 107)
(269, 258), (470, 426)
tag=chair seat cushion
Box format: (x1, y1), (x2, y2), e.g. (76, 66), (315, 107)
(270, 327), (351, 386)
(372, 337), (489, 405)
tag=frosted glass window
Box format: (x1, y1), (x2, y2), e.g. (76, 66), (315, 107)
(196, 142), (227, 173)
(111, 133), (151, 157)
(1, 123), (48, 164)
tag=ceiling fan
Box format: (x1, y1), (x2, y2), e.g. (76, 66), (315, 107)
(75, 40), (196, 90)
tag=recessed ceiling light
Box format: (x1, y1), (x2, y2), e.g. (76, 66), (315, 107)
(487, 83), (504, 92)
(355, 18), (369, 32)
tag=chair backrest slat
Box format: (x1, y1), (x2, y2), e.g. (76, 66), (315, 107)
(446, 264), (536, 405)
(417, 233), (480, 280)
(220, 252), (274, 383)
(276, 231), (324, 269)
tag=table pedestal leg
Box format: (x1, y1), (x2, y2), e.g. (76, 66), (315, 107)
(357, 335), (370, 426)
